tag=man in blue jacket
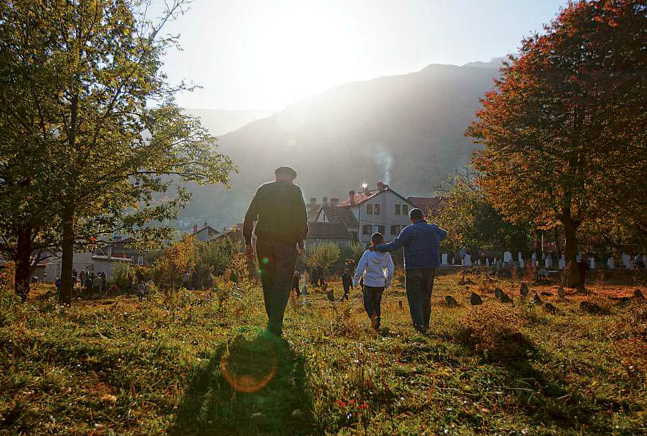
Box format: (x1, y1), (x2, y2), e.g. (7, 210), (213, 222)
(374, 208), (447, 333)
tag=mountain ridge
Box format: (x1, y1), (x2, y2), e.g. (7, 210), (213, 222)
(181, 61), (502, 228)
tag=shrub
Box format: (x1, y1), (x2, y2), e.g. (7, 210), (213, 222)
(149, 236), (196, 290)
(341, 242), (364, 264)
(109, 262), (131, 292)
(456, 303), (530, 360)
(193, 237), (238, 289)
(306, 242), (341, 271)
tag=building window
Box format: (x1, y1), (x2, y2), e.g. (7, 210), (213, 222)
(375, 225), (385, 235)
(403, 205), (409, 216)
(374, 204), (380, 215)
(395, 204), (401, 215)
(391, 225), (400, 235)
(366, 204), (373, 215)
(363, 225), (372, 235)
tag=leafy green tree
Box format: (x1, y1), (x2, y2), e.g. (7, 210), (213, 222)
(0, 0), (234, 304)
(467, 0), (647, 287)
(306, 243), (341, 272)
(431, 171), (533, 255)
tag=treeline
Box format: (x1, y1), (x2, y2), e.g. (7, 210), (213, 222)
(0, 1), (234, 304)
(460, 0), (647, 287)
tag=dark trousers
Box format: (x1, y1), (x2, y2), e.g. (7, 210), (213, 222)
(256, 240), (298, 335)
(342, 285), (351, 301)
(405, 268), (436, 332)
(363, 286), (384, 324)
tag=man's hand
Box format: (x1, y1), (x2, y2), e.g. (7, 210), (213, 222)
(245, 244), (255, 262)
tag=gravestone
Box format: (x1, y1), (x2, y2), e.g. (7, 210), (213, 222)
(470, 293), (483, 305)
(607, 257), (615, 269)
(500, 292), (513, 303)
(580, 301), (602, 315)
(589, 257), (595, 270)
(634, 289), (645, 300)
(494, 287), (504, 300)
(623, 253), (632, 269)
(486, 258), (490, 268)
(445, 296), (459, 308)
(558, 286), (565, 299)
(533, 292), (542, 305)
(441, 253), (448, 265)
(544, 303), (558, 314)
(520, 282), (530, 299)
(541, 292), (553, 297)
(326, 289), (335, 302)
(464, 254), (472, 267)
(503, 251), (513, 267)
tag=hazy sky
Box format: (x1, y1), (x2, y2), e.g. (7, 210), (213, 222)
(155, 0), (568, 111)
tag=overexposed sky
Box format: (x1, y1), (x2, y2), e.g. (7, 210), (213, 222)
(154, 0), (568, 110)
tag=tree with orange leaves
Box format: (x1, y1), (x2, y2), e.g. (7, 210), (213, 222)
(467, 0), (647, 287)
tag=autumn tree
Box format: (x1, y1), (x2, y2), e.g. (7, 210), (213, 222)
(467, 0), (647, 287)
(0, 0), (234, 304)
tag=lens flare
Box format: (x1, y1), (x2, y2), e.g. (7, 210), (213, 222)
(220, 337), (278, 393)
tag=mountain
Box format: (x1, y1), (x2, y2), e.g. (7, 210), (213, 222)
(185, 109), (273, 136)
(179, 62), (501, 228)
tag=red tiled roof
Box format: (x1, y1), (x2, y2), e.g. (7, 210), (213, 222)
(338, 189), (381, 207)
(321, 205), (359, 229)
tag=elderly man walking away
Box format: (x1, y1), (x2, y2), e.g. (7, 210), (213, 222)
(374, 208), (447, 334)
(243, 166), (308, 336)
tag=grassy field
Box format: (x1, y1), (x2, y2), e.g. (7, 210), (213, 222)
(1, 270), (646, 435)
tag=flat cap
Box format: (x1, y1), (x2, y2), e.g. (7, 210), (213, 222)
(275, 166), (297, 178)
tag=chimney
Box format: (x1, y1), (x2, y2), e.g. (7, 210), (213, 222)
(309, 197), (317, 212)
(330, 198), (339, 206)
(362, 184), (370, 193)
(377, 181), (386, 191)
(349, 190), (356, 205)
(323, 197), (329, 206)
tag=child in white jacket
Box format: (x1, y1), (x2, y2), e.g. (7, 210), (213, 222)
(354, 233), (394, 330)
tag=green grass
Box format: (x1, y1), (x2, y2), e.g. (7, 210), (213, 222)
(1, 272), (646, 435)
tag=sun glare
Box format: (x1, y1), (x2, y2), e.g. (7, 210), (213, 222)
(246, 2), (359, 108)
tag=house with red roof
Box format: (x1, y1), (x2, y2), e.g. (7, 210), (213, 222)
(313, 182), (419, 246)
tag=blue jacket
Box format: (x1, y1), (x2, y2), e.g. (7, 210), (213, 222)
(375, 220), (447, 270)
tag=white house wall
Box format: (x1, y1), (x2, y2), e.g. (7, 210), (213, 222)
(354, 191), (413, 245)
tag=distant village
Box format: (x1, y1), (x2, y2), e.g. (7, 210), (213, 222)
(21, 181), (643, 284)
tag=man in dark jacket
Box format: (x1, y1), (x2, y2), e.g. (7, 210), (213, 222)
(374, 208), (447, 333)
(243, 166), (308, 336)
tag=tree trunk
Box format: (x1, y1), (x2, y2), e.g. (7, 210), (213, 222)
(59, 205), (75, 305)
(563, 214), (581, 288)
(14, 228), (32, 302)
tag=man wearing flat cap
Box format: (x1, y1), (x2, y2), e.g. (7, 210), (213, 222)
(243, 166), (308, 336)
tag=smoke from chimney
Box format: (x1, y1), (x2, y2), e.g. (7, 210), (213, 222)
(375, 148), (394, 185)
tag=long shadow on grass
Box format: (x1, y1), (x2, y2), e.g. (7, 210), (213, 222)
(169, 330), (314, 436)
(453, 329), (606, 432)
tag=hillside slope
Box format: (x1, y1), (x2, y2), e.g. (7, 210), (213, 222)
(182, 63), (500, 227)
